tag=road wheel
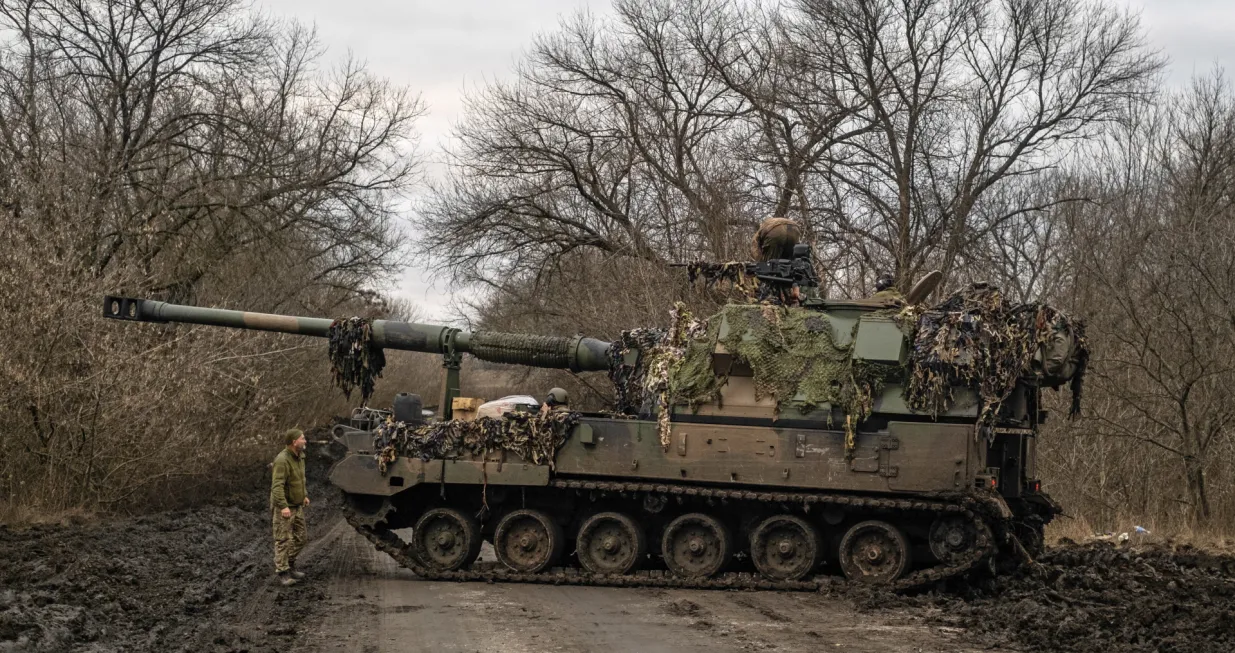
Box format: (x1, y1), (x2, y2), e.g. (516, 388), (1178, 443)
(750, 514), (821, 581)
(577, 512), (647, 575)
(929, 515), (979, 564)
(494, 509), (565, 573)
(411, 507), (482, 572)
(661, 513), (732, 579)
(838, 520), (910, 584)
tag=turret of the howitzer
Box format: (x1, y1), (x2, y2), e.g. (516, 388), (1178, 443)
(102, 296), (613, 373)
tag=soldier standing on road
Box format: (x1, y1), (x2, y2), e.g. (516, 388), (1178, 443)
(272, 428), (310, 586)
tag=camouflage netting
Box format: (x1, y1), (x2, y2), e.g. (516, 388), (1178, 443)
(373, 410), (580, 474)
(606, 304), (709, 447)
(609, 283), (1088, 454)
(608, 327), (668, 415)
(328, 317), (387, 404)
(905, 283), (1089, 424)
(610, 302), (897, 452)
(674, 304), (899, 453)
(685, 262), (759, 298)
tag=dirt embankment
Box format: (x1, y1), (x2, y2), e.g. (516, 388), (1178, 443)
(865, 540), (1235, 653)
(0, 442), (341, 653)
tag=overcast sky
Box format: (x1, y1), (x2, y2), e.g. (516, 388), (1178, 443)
(256, 0), (1235, 321)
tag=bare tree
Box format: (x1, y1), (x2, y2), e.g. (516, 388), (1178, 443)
(1073, 72), (1235, 525)
(424, 0), (1160, 306)
(794, 0), (1162, 288)
(0, 0), (424, 513)
(421, 0), (753, 296)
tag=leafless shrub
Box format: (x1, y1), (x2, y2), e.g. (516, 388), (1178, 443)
(0, 0), (424, 516)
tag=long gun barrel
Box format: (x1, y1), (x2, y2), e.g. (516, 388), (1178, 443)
(102, 296), (613, 372)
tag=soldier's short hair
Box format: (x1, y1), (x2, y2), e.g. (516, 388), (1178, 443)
(284, 428), (304, 446)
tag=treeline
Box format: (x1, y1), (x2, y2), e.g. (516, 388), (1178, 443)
(6, 0), (1233, 537)
(422, 0), (1235, 532)
(0, 0), (429, 516)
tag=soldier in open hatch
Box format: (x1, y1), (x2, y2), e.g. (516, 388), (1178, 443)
(871, 272), (904, 302)
(751, 216), (803, 261)
(271, 428), (310, 586)
(540, 387), (570, 417)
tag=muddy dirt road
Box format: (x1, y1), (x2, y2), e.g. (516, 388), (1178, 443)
(293, 518), (989, 653)
(6, 500), (1235, 653)
(3, 441), (1232, 652)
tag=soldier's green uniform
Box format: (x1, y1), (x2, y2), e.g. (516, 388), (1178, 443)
(271, 430), (308, 577)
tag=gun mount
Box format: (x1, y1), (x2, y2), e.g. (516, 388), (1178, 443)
(673, 242), (825, 307)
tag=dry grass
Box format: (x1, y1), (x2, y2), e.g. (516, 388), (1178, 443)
(1046, 512), (1235, 553)
(0, 502), (96, 529)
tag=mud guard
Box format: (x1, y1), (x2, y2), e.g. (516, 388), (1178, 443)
(329, 453), (550, 496)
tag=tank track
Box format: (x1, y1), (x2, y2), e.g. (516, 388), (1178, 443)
(344, 478), (1002, 592)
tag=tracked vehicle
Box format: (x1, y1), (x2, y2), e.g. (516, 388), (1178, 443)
(102, 270), (1080, 589)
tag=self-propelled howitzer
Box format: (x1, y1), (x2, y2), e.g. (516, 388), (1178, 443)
(102, 289), (1078, 590)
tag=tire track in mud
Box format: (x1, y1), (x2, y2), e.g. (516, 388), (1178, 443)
(287, 518), (383, 652)
(0, 503), (282, 652)
(293, 521), (1001, 653)
(0, 442), (343, 653)
(652, 589), (990, 653)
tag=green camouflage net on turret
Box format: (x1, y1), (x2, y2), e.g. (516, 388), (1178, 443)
(610, 303), (898, 453)
(373, 410), (580, 474)
(610, 284), (1088, 455)
(668, 304), (899, 453)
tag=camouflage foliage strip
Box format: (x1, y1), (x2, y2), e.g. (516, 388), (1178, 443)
(328, 317), (386, 404)
(607, 327), (668, 416)
(373, 410), (580, 473)
(606, 304), (708, 448)
(905, 284), (1088, 425)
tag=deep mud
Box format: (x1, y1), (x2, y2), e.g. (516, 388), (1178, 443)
(0, 442), (340, 653)
(4, 441), (1234, 653)
(864, 540), (1235, 653)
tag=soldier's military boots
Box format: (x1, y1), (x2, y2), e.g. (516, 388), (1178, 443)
(289, 569), (306, 580)
(277, 572), (299, 586)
